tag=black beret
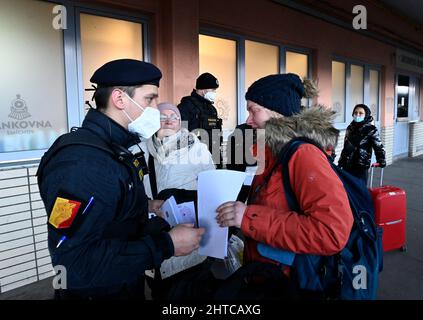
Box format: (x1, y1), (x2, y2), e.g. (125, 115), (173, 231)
(90, 59), (162, 87)
(196, 72), (219, 89)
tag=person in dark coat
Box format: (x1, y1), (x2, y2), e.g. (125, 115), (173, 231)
(36, 59), (204, 300)
(226, 123), (257, 172)
(226, 123), (258, 202)
(338, 104), (386, 184)
(177, 72), (223, 168)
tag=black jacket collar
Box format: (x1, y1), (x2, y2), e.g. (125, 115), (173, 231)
(190, 89), (211, 104)
(82, 108), (140, 149)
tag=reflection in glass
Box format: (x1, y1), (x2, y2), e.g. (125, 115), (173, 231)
(199, 35), (237, 131)
(80, 14), (143, 112)
(245, 41), (279, 93)
(286, 51), (308, 106)
(245, 41), (279, 121)
(0, 0), (67, 153)
(286, 51), (308, 79)
(332, 61), (346, 123)
(413, 79), (420, 119)
(369, 70), (380, 121)
(350, 64), (364, 111)
(397, 75), (409, 118)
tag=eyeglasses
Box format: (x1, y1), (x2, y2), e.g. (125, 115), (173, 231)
(160, 115), (180, 122)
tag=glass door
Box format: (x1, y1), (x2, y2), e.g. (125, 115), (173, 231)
(393, 74), (420, 158)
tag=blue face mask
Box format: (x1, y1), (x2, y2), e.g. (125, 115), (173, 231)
(353, 116), (365, 123)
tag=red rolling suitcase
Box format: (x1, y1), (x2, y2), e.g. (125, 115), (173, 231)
(368, 164), (407, 252)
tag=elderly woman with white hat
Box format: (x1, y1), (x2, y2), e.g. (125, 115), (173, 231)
(142, 102), (216, 300)
(145, 102), (215, 196)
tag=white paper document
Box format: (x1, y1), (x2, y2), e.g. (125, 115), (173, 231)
(161, 196), (197, 227)
(161, 196), (179, 227)
(176, 201), (196, 225)
(197, 170), (247, 259)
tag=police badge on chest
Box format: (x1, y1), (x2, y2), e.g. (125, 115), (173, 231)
(132, 151), (149, 181)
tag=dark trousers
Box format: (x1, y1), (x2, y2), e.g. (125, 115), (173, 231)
(146, 258), (219, 301)
(345, 167), (368, 185)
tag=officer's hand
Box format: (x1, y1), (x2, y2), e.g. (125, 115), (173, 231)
(215, 201), (247, 228)
(379, 161), (386, 168)
(149, 200), (164, 218)
(140, 216), (170, 235)
(169, 224), (205, 256)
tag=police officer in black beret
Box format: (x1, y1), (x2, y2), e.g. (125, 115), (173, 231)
(177, 72), (223, 168)
(37, 59), (204, 299)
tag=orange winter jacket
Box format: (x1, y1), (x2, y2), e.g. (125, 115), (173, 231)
(241, 143), (354, 269)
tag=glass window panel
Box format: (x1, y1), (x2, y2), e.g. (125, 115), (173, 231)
(350, 64), (364, 112)
(332, 61), (346, 123)
(286, 51), (309, 106)
(413, 79), (420, 120)
(286, 51), (308, 79)
(199, 35), (237, 131)
(369, 69), (380, 121)
(80, 14), (143, 112)
(397, 75), (410, 118)
(245, 40), (279, 93)
(0, 0), (67, 153)
(245, 40), (279, 121)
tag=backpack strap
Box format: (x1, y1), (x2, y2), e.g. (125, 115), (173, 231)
(276, 140), (303, 212)
(260, 137), (326, 212)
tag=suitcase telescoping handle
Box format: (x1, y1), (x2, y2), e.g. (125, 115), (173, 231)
(369, 163), (384, 188)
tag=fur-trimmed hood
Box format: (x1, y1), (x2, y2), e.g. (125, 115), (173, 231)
(265, 106), (339, 156)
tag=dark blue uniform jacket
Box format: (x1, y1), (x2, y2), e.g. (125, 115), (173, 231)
(38, 109), (174, 296)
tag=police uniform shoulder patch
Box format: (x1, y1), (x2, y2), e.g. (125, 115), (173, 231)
(48, 192), (90, 236)
(49, 196), (82, 229)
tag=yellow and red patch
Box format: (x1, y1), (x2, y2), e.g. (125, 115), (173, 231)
(48, 197), (82, 229)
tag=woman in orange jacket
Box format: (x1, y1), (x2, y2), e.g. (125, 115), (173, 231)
(216, 74), (353, 283)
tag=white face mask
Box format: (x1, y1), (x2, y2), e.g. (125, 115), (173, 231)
(122, 93), (161, 139)
(204, 91), (217, 103)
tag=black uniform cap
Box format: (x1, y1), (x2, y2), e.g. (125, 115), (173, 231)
(196, 72), (219, 89)
(90, 59), (162, 87)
